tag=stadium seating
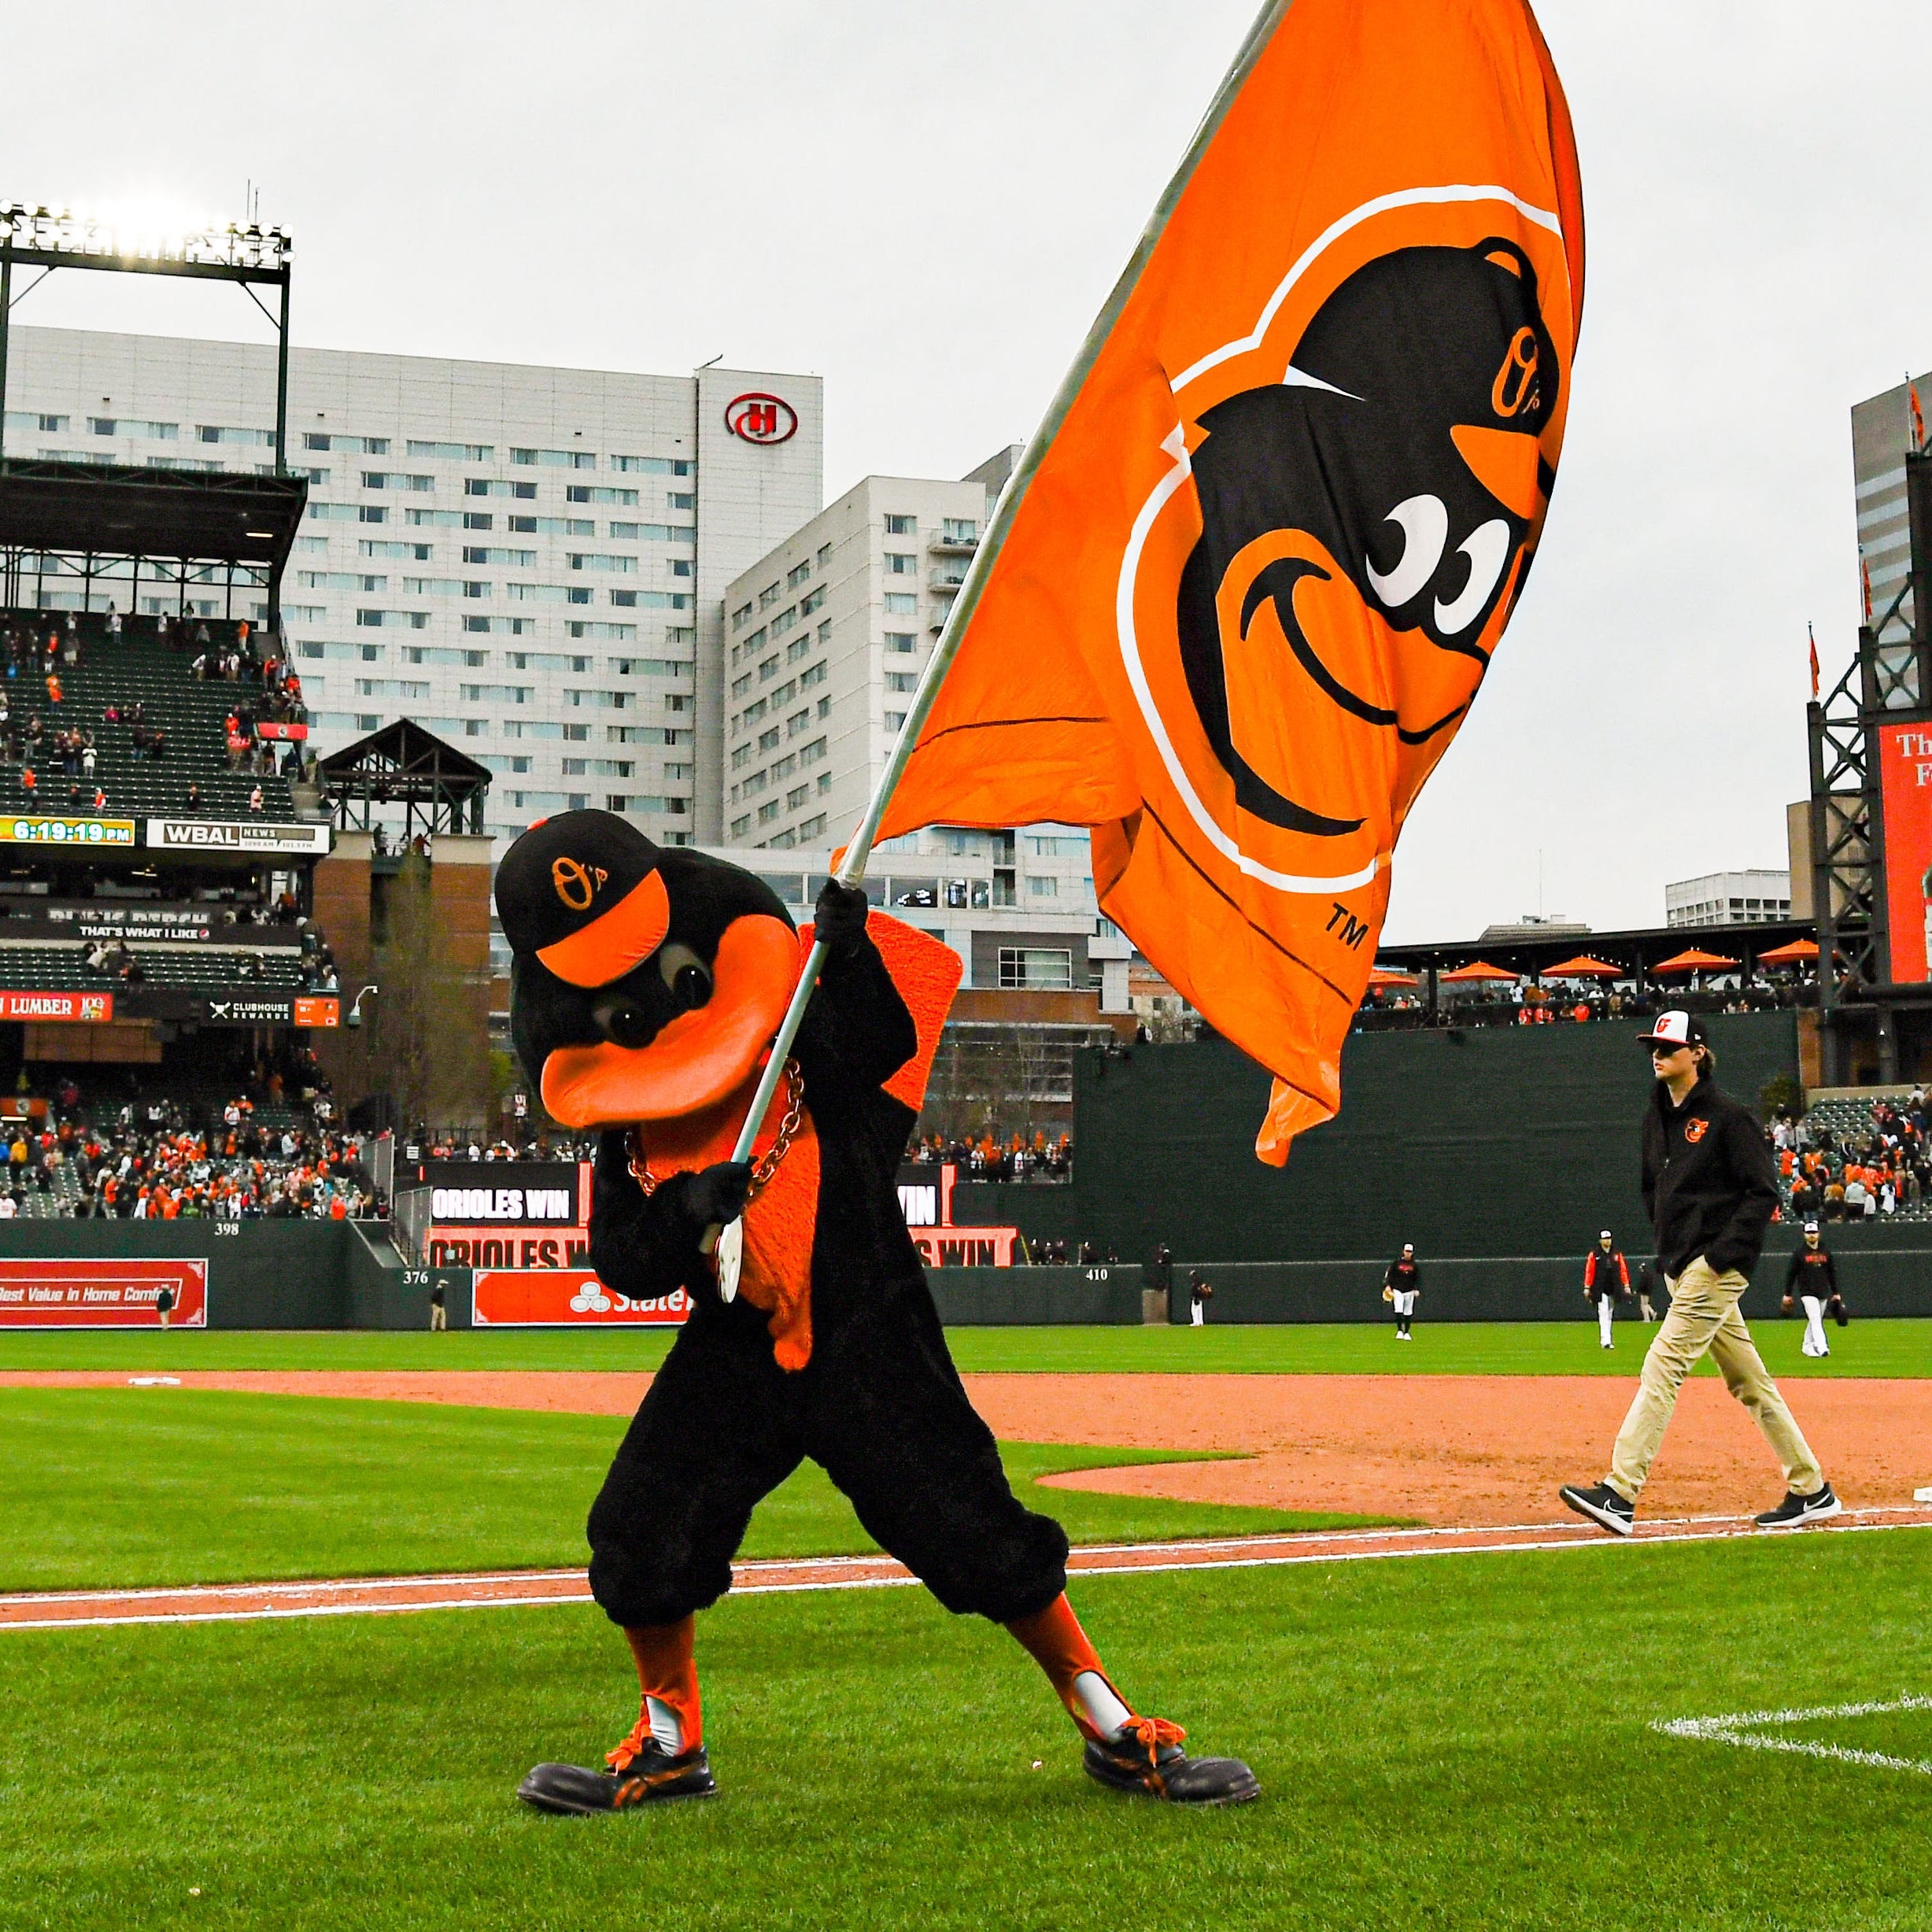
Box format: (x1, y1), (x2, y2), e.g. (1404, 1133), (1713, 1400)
(1784, 1091), (1932, 1224)
(2, 611), (302, 820)
(0, 943), (312, 995)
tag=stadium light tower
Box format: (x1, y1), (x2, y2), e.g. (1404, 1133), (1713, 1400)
(0, 202), (295, 471)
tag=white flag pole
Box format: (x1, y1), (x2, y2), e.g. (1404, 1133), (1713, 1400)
(706, 0), (1293, 1294)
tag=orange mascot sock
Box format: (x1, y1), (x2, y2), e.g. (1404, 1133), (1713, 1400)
(1006, 1594), (1136, 1742)
(621, 1616), (702, 1757)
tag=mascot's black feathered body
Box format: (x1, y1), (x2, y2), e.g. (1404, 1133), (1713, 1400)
(498, 812), (1256, 1812)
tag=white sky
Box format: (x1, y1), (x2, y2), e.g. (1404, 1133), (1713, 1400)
(0, 2), (1921, 940)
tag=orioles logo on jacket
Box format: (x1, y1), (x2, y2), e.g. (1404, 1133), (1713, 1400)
(1683, 1118), (1711, 1143)
(1122, 191), (1576, 894)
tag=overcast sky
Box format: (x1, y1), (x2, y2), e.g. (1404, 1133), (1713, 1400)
(2, 2), (1922, 940)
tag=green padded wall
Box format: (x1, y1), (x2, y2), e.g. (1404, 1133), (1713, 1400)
(951, 1013), (1802, 1264)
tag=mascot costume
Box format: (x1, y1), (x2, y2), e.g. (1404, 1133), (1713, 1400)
(499, 811), (1256, 1811)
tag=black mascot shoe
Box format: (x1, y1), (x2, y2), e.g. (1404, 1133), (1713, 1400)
(1082, 1716), (1260, 1806)
(517, 1731), (718, 1814)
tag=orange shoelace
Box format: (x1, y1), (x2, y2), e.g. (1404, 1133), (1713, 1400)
(605, 1713), (655, 1775)
(1118, 1715), (1187, 1767)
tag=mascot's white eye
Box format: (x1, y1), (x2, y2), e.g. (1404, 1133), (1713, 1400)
(1365, 495), (1449, 609)
(657, 942), (713, 1013)
(1433, 519), (1512, 635)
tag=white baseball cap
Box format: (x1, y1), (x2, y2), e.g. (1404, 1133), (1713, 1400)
(1638, 1009), (1708, 1049)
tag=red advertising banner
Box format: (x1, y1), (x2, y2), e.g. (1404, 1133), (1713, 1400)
(0, 991), (113, 1022)
(254, 720), (309, 741)
(0, 1258), (207, 1328)
(1878, 720), (1932, 984)
(292, 996), (340, 1028)
(896, 1162), (1022, 1266)
(471, 1267), (690, 1327)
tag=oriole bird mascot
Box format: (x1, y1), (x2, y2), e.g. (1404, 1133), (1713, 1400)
(500, 811), (1257, 1812)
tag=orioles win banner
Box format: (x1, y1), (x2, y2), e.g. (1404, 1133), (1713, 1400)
(874, 0), (1583, 1162)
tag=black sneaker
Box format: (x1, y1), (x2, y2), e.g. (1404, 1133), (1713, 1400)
(1559, 1482), (1635, 1536)
(517, 1727), (718, 1814)
(1754, 1482), (1841, 1530)
(1084, 1715), (1259, 1806)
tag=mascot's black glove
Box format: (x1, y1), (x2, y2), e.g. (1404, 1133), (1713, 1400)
(679, 1159), (754, 1231)
(814, 878), (870, 959)
(591, 1133), (752, 1300)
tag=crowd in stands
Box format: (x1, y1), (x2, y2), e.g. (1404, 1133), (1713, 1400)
(1, 1047), (376, 1221)
(1358, 976), (1821, 1032)
(401, 1128), (598, 1162)
(0, 608), (313, 808)
(1772, 1089), (1932, 1222)
(908, 1130), (1073, 1180)
(1023, 1237), (1114, 1265)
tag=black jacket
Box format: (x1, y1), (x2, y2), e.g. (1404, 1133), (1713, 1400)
(1583, 1247), (1628, 1301)
(1783, 1246), (1841, 1298)
(1383, 1258), (1420, 1293)
(1640, 1074), (1779, 1280)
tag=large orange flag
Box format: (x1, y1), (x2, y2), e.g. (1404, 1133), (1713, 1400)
(873, 0), (1583, 1163)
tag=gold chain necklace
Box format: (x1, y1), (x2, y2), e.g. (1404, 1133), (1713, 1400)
(627, 1058), (804, 1204)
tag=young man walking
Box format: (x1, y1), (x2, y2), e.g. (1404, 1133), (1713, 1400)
(1782, 1222), (1847, 1359)
(1560, 1013), (1840, 1535)
(1583, 1229), (1629, 1349)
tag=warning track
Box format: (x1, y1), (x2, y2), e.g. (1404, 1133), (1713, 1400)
(6, 1506), (1928, 1633)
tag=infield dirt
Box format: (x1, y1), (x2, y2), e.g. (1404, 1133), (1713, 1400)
(5, 1369), (1922, 1526)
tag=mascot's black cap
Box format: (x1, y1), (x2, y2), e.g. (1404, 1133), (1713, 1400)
(494, 809), (669, 990)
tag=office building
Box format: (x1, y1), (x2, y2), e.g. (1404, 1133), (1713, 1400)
(1, 326), (822, 847)
(1665, 869), (1792, 928)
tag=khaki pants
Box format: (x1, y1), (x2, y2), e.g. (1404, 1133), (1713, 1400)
(430, 1303), (447, 1332)
(1608, 1258), (1823, 1504)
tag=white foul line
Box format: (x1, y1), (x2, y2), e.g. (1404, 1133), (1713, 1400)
(1654, 1694), (1932, 1778)
(6, 1510), (1928, 1634)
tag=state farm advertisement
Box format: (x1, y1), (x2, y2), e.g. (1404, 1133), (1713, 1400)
(471, 1267), (691, 1327)
(0, 1259), (207, 1328)
(1878, 720), (1932, 983)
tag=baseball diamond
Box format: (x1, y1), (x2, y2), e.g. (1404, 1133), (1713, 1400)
(5, 2), (1932, 1926)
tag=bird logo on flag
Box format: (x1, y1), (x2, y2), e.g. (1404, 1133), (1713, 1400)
(1172, 238), (1561, 841)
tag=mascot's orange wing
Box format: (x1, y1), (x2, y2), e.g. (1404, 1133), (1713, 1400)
(798, 911), (962, 1110)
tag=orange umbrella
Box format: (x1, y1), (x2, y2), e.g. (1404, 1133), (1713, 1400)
(1542, 955), (1624, 978)
(1439, 960), (1519, 983)
(1367, 966), (1419, 988)
(1652, 947), (1739, 973)
(1757, 938), (1819, 966)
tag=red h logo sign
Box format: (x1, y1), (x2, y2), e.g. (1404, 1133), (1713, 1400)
(725, 393), (799, 445)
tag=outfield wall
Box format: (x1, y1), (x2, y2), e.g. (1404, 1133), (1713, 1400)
(949, 1014), (1808, 1264)
(1184, 1252), (1932, 1323)
(0, 1221), (472, 1330)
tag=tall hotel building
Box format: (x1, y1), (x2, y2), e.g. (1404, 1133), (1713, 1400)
(2, 327), (822, 846)
(1851, 374), (1927, 651)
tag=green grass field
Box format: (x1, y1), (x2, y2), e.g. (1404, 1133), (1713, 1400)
(0, 1391), (1391, 1592)
(3, 1529), (1927, 1930)
(6, 1328), (1928, 1930)
(4, 1315), (1927, 1376)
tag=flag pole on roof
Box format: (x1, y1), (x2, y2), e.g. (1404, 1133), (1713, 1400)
(716, 0), (1585, 1276)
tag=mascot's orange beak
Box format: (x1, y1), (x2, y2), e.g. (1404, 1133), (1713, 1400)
(1450, 423), (1542, 522)
(539, 914), (800, 1127)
